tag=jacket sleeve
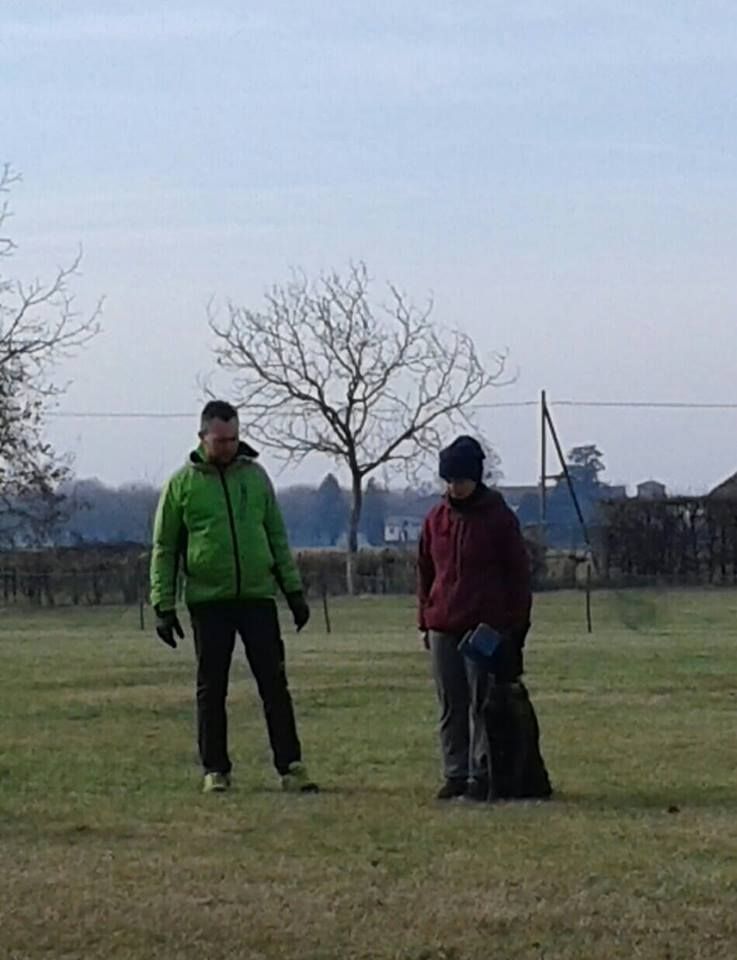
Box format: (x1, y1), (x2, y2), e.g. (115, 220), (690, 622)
(150, 475), (185, 612)
(417, 517), (435, 630)
(499, 506), (532, 638)
(264, 475), (303, 596)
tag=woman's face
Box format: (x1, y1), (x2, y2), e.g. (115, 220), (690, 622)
(446, 478), (477, 500)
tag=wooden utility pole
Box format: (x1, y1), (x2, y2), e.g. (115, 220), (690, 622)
(539, 391), (596, 634)
(539, 389), (548, 531)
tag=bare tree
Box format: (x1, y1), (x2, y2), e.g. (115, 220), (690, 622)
(210, 263), (507, 593)
(0, 164), (102, 544)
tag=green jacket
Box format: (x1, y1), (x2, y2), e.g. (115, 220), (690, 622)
(150, 444), (302, 611)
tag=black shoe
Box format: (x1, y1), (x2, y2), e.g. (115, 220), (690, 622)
(436, 778), (468, 800)
(463, 778), (490, 803)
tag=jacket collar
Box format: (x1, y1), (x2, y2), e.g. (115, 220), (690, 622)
(188, 440), (259, 468)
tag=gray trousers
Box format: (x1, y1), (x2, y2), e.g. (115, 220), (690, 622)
(429, 631), (489, 782)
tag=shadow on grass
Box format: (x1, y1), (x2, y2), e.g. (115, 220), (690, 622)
(557, 785), (737, 813)
(247, 781), (400, 798)
(0, 811), (150, 845)
(30, 670), (191, 693)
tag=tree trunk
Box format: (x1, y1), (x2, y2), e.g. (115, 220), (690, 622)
(346, 472), (363, 595)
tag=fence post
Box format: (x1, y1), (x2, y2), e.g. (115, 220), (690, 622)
(321, 577), (332, 634)
(137, 563), (146, 631)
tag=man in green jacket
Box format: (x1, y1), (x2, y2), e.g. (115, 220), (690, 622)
(150, 400), (318, 795)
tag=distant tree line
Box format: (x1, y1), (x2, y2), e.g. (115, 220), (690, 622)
(0, 473), (441, 549)
(0, 444), (629, 552)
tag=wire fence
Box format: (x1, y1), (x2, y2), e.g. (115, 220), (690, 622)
(0, 557), (419, 610)
(3, 494), (737, 622)
(0, 534), (612, 617)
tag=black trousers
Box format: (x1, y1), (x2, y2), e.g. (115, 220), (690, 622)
(189, 599), (301, 776)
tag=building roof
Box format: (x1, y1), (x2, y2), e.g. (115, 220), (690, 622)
(708, 471), (737, 499)
(497, 485), (538, 499)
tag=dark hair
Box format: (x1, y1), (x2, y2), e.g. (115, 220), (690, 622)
(200, 400), (238, 433)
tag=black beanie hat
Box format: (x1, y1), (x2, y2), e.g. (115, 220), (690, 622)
(438, 435), (485, 483)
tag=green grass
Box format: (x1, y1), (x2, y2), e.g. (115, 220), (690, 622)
(1, 590), (737, 959)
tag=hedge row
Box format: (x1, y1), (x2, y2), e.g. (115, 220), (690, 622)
(0, 538), (551, 607)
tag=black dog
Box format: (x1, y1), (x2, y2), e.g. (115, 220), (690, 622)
(483, 679), (553, 801)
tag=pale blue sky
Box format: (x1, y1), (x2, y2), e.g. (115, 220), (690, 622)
(4, 1), (737, 491)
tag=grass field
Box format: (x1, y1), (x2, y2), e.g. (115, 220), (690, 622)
(1, 590), (737, 960)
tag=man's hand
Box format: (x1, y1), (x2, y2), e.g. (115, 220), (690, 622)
(286, 592), (310, 632)
(155, 608), (184, 649)
(419, 629), (430, 651)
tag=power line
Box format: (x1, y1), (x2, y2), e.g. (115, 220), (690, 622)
(551, 400), (737, 410)
(49, 411), (193, 419)
(48, 401), (539, 419)
(47, 399), (737, 419)
(456, 401), (539, 409)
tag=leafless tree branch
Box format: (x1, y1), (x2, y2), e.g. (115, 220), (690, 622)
(0, 165), (102, 544)
(209, 263), (509, 590)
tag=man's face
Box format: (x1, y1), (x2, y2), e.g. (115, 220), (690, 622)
(200, 417), (239, 466)
(446, 478), (477, 500)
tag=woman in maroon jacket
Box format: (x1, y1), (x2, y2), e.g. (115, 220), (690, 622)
(418, 436), (548, 802)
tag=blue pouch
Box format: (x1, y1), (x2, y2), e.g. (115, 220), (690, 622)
(458, 623), (505, 667)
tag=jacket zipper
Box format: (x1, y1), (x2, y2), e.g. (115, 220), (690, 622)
(218, 467), (242, 597)
(454, 514), (465, 581)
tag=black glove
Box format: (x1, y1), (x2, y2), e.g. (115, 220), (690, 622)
(286, 592), (310, 632)
(155, 608), (184, 648)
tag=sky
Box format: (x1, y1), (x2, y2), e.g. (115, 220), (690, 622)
(4, 1), (737, 493)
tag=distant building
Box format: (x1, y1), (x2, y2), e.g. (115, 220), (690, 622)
(636, 480), (667, 500)
(384, 516), (423, 545)
(335, 531), (370, 550)
(496, 485), (539, 512)
(708, 472), (737, 499)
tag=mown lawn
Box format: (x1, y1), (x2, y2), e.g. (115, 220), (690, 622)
(1, 589), (736, 959)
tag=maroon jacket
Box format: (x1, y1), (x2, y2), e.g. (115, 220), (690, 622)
(417, 487), (532, 636)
